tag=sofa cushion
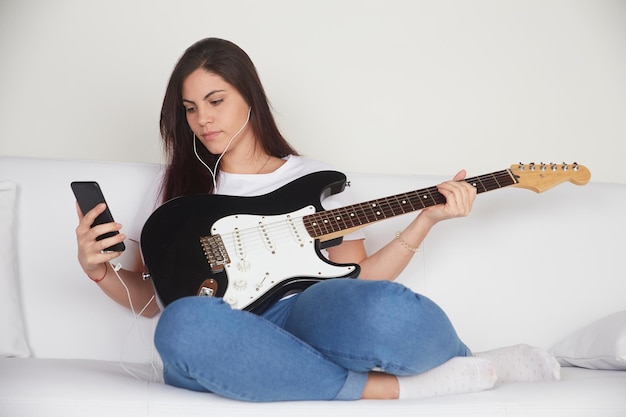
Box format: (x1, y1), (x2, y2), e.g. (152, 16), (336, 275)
(0, 181), (30, 357)
(1, 358), (625, 417)
(551, 309), (626, 370)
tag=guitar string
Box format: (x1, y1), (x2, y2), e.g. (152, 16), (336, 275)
(213, 171), (516, 257)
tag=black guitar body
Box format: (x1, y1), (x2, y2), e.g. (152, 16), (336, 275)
(140, 170), (360, 313)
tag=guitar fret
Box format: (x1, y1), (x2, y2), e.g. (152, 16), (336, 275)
(466, 171), (516, 194)
(304, 215), (322, 237)
(391, 195), (412, 215)
(367, 202), (384, 221)
(410, 187), (440, 209)
(317, 213), (333, 234)
(409, 191), (426, 209)
(332, 208), (346, 230)
(476, 177), (495, 191)
(394, 196), (411, 214)
(346, 206), (365, 227)
(336, 207), (351, 231)
(393, 194), (412, 213)
(378, 200), (393, 217)
(471, 176), (487, 193)
(424, 187), (437, 206)
(388, 195), (405, 215)
(492, 173), (503, 188)
(433, 187), (447, 205)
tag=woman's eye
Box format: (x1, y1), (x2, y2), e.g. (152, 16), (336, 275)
(185, 107), (196, 113)
(210, 99), (223, 106)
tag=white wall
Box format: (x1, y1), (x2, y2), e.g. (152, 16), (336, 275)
(1, 0), (625, 183)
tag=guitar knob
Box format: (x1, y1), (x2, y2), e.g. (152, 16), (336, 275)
(234, 279), (248, 290)
(224, 296), (238, 308)
(237, 259), (251, 272)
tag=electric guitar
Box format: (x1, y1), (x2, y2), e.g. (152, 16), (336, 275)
(140, 162), (590, 314)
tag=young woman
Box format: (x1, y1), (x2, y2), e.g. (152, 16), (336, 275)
(75, 37), (560, 402)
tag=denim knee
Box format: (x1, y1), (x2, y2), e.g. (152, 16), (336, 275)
(285, 279), (468, 375)
(154, 296), (228, 363)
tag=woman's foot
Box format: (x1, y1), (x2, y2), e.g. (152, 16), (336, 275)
(474, 344), (561, 383)
(397, 356), (497, 399)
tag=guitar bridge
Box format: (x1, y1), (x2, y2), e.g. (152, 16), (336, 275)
(200, 235), (230, 273)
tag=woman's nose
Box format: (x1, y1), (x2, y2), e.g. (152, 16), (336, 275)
(197, 106), (213, 126)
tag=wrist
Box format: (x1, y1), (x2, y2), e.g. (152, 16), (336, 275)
(395, 231), (420, 253)
(87, 263), (108, 283)
(417, 209), (440, 228)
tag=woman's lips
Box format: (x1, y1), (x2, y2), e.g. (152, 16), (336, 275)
(201, 131), (221, 141)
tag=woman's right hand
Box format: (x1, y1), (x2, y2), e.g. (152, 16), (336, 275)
(75, 202), (126, 279)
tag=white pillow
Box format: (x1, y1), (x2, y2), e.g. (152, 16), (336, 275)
(551, 310), (626, 370)
(0, 181), (30, 357)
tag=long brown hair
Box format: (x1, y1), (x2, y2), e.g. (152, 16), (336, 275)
(159, 38), (298, 201)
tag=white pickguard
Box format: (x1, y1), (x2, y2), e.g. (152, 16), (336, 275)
(211, 205), (356, 309)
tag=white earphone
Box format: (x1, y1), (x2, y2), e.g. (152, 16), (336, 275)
(193, 106), (252, 190)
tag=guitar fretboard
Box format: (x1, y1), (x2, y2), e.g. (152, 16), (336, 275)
(303, 169), (517, 239)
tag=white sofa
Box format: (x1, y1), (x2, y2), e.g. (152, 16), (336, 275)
(1, 155), (625, 417)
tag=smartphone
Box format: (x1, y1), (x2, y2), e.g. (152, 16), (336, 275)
(71, 181), (126, 252)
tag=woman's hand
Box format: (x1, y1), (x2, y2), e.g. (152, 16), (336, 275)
(74, 203), (159, 316)
(75, 202), (126, 279)
(419, 170), (477, 226)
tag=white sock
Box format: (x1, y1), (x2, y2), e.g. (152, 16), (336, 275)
(397, 356), (497, 399)
(474, 344), (561, 383)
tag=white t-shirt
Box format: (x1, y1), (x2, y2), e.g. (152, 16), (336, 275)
(129, 155), (365, 243)
(216, 154), (333, 196)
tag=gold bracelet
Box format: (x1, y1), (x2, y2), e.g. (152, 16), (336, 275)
(395, 231), (419, 253)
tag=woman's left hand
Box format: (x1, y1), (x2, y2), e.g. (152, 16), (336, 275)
(419, 170), (477, 225)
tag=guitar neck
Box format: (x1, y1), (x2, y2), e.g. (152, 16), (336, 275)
(303, 169), (517, 241)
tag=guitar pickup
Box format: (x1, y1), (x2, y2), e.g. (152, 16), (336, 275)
(200, 235), (230, 273)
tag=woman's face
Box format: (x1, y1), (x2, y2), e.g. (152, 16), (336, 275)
(182, 68), (252, 156)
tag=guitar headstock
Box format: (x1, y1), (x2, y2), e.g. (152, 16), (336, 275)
(510, 162), (591, 193)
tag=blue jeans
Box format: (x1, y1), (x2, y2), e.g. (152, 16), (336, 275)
(154, 278), (470, 402)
